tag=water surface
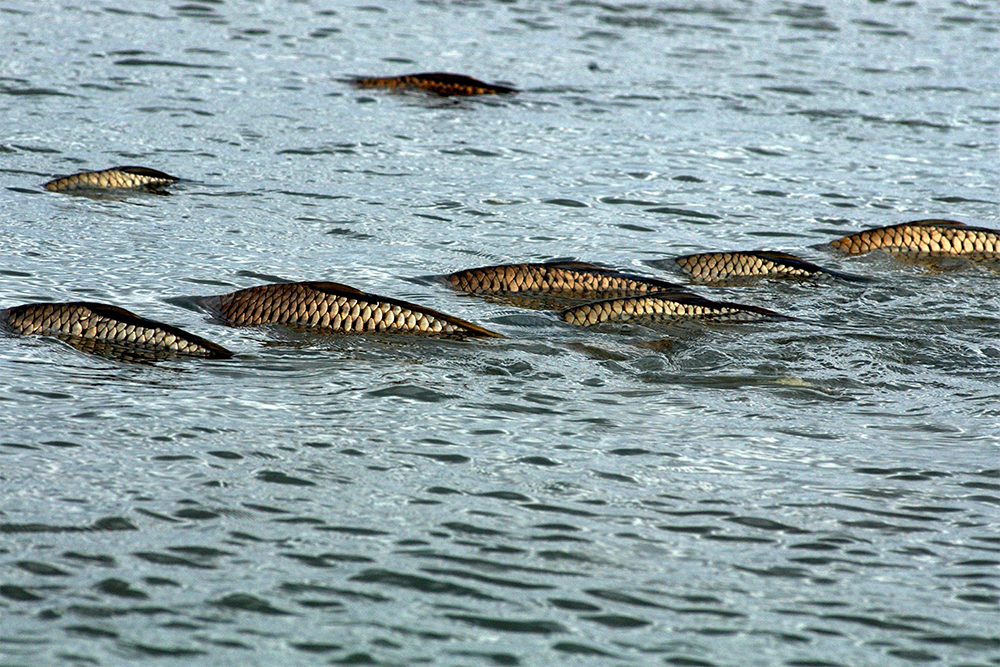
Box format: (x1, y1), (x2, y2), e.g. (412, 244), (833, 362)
(1, 1), (998, 665)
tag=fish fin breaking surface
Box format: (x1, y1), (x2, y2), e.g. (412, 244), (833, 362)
(350, 72), (517, 96)
(674, 250), (868, 283)
(203, 281), (501, 338)
(442, 262), (685, 304)
(829, 219), (1000, 258)
(561, 292), (789, 326)
(43, 166), (179, 192)
(0, 301), (232, 360)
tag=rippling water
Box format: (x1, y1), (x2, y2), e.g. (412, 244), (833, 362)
(2, 1), (999, 665)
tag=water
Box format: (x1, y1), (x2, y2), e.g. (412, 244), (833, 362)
(1, 1), (999, 665)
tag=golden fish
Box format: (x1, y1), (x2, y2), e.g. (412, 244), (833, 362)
(442, 261), (684, 305)
(350, 72), (517, 96)
(202, 281), (500, 338)
(675, 250), (865, 284)
(561, 292), (788, 327)
(43, 166), (178, 192)
(829, 220), (1000, 258)
(0, 301), (232, 361)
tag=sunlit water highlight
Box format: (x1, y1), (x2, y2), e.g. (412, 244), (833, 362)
(1, 2), (998, 666)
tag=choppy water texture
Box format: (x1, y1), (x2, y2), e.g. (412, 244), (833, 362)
(2, 2), (999, 666)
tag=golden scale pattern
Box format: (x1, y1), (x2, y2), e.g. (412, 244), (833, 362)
(0, 302), (230, 358)
(21, 75), (1000, 361)
(675, 252), (815, 283)
(562, 295), (776, 327)
(351, 73), (516, 96)
(446, 263), (679, 298)
(829, 220), (1000, 258)
(43, 166), (178, 192)
(206, 282), (497, 337)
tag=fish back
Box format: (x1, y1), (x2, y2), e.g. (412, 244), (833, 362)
(204, 282), (500, 338)
(446, 262), (682, 299)
(561, 292), (787, 326)
(351, 72), (516, 96)
(0, 301), (232, 359)
(830, 219), (1000, 258)
(675, 251), (822, 283)
(43, 166), (178, 192)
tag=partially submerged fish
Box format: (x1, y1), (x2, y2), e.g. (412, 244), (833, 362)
(442, 261), (685, 305)
(43, 166), (179, 192)
(0, 301), (232, 361)
(829, 220), (1000, 258)
(561, 292), (788, 327)
(202, 281), (500, 338)
(350, 72), (517, 96)
(674, 250), (866, 284)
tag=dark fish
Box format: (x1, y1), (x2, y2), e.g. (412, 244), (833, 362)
(43, 166), (179, 192)
(561, 292), (788, 327)
(0, 301), (232, 361)
(442, 261), (686, 306)
(674, 250), (867, 284)
(349, 72), (517, 96)
(202, 281), (501, 338)
(829, 219), (1000, 258)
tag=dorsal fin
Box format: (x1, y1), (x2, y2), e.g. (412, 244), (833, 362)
(307, 281), (368, 298)
(745, 251), (825, 272)
(559, 292), (792, 321)
(114, 166), (178, 181)
(78, 302), (233, 356)
(539, 260), (607, 271)
(630, 292), (791, 319)
(905, 219), (967, 229)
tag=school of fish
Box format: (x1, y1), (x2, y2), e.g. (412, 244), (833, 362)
(6, 74), (997, 362)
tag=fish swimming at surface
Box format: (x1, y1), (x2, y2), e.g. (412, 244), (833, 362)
(349, 72), (517, 96)
(829, 220), (1000, 258)
(442, 261), (686, 304)
(43, 166), (179, 192)
(0, 301), (232, 361)
(202, 281), (501, 338)
(674, 250), (866, 284)
(560, 292), (788, 327)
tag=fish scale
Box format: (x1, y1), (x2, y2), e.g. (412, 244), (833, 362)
(561, 293), (786, 327)
(675, 252), (816, 282)
(43, 166), (178, 192)
(445, 262), (684, 299)
(829, 219), (1000, 258)
(0, 302), (232, 359)
(350, 72), (517, 96)
(204, 282), (500, 337)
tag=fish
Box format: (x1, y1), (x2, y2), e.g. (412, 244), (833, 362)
(0, 301), (233, 361)
(43, 166), (179, 192)
(829, 220), (1000, 258)
(674, 250), (867, 284)
(441, 261), (686, 306)
(560, 292), (788, 327)
(349, 72), (517, 96)
(201, 281), (501, 338)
